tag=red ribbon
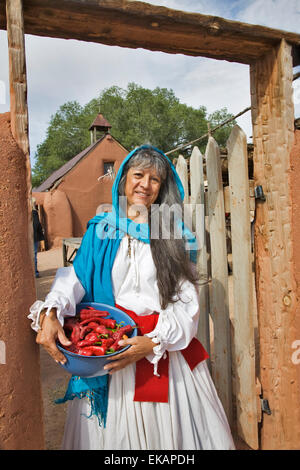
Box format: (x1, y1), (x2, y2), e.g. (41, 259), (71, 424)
(115, 304), (209, 403)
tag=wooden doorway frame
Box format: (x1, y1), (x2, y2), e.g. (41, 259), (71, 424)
(2, 0), (300, 450)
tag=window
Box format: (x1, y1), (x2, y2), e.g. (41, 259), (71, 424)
(103, 161), (115, 176)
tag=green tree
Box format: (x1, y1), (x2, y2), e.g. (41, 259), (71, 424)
(31, 83), (236, 188)
(208, 108), (237, 150)
(31, 101), (91, 187)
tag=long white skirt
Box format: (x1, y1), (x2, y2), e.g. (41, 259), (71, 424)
(62, 353), (235, 450)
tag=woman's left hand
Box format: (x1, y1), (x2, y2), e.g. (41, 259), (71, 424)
(103, 336), (157, 374)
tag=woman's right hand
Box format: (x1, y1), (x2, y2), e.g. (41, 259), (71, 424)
(36, 308), (72, 364)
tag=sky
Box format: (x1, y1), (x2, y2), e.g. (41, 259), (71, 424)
(0, 0), (299, 165)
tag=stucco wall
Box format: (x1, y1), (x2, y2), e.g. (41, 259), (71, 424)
(42, 189), (73, 247)
(59, 134), (127, 237)
(0, 113), (44, 449)
(37, 134), (127, 247)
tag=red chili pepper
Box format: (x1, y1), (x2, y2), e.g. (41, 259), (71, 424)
(61, 310), (134, 357)
(109, 343), (121, 353)
(63, 343), (78, 354)
(77, 339), (92, 348)
(109, 339), (126, 353)
(97, 338), (114, 349)
(84, 332), (99, 343)
(70, 323), (81, 344)
(77, 332), (99, 348)
(79, 324), (93, 339)
(79, 317), (109, 327)
(78, 348), (93, 356)
(86, 321), (101, 329)
(109, 325), (133, 352)
(63, 318), (77, 338)
(94, 317), (117, 329)
(95, 324), (113, 337)
(79, 309), (110, 320)
(79, 345), (107, 356)
(112, 325), (133, 340)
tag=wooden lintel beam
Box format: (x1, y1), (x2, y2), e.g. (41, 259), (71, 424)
(0, 0), (300, 65)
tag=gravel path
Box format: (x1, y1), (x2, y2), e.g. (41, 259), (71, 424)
(35, 248), (70, 450)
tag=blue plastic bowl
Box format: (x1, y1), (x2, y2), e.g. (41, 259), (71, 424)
(57, 302), (137, 377)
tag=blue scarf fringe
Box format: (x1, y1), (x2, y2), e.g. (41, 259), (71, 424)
(55, 375), (109, 427)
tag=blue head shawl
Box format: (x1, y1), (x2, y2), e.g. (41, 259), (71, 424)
(55, 145), (197, 425)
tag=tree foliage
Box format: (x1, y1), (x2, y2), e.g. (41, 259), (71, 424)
(31, 83), (236, 188)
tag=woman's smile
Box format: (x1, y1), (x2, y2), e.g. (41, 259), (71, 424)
(125, 167), (162, 211)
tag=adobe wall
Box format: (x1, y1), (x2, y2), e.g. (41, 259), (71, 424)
(32, 136), (127, 248)
(38, 189), (73, 248)
(59, 134), (127, 237)
(0, 113), (44, 449)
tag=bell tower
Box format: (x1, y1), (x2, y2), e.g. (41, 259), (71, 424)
(89, 108), (112, 144)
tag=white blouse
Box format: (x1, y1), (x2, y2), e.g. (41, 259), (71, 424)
(28, 237), (200, 375)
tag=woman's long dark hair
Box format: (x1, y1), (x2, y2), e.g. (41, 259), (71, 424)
(118, 147), (200, 309)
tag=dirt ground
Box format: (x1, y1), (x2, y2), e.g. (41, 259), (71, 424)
(35, 248), (70, 450)
(35, 247), (251, 451)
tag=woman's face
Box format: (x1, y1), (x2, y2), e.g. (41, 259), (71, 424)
(124, 166), (162, 211)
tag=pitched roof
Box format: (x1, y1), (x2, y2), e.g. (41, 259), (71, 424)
(34, 135), (106, 192)
(89, 113), (112, 131)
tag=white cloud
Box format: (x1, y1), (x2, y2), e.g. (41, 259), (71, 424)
(0, 0), (299, 163)
(237, 0), (300, 33)
(178, 58), (252, 136)
(142, 0), (244, 18)
(145, 0), (300, 31)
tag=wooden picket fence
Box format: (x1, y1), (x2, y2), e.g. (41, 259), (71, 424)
(175, 125), (259, 449)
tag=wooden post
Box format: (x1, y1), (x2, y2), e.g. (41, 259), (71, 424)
(0, 0), (45, 449)
(227, 125), (258, 449)
(6, 0), (33, 261)
(206, 136), (232, 425)
(7, 2), (29, 155)
(190, 146), (211, 360)
(176, 154), (189, 204)
(250, 39), (300, 449)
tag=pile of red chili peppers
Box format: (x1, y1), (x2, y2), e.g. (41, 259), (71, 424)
(61, 307), (133, 356)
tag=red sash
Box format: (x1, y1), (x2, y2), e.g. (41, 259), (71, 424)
(115, 304), (209, 403)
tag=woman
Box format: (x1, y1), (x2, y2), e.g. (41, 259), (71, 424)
(29, 145), (235, 450)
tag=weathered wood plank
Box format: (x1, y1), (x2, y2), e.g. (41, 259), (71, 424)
(6, 0), (29, 156)
(206, 136), (232, 425)
(190, 146), (211, 359)
(0, 1), (299, 65)
(250, 39), (300, 449)
(176, 154), (189, 204)
(6, 0), (34, 263)
(227, 124), (258, 450)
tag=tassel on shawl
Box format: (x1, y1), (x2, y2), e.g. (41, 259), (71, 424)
(55, 375), (109, 427)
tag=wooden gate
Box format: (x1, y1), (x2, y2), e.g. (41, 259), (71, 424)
(176, 125), (259, 449)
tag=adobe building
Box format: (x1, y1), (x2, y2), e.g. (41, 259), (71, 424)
(1, 0), (300, 451)
(33, 114), (128, 248)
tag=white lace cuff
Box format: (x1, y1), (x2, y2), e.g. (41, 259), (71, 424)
(28, 296), (71, 332)
(145, 333), (167, 377)
(28, 266), (86, 332)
